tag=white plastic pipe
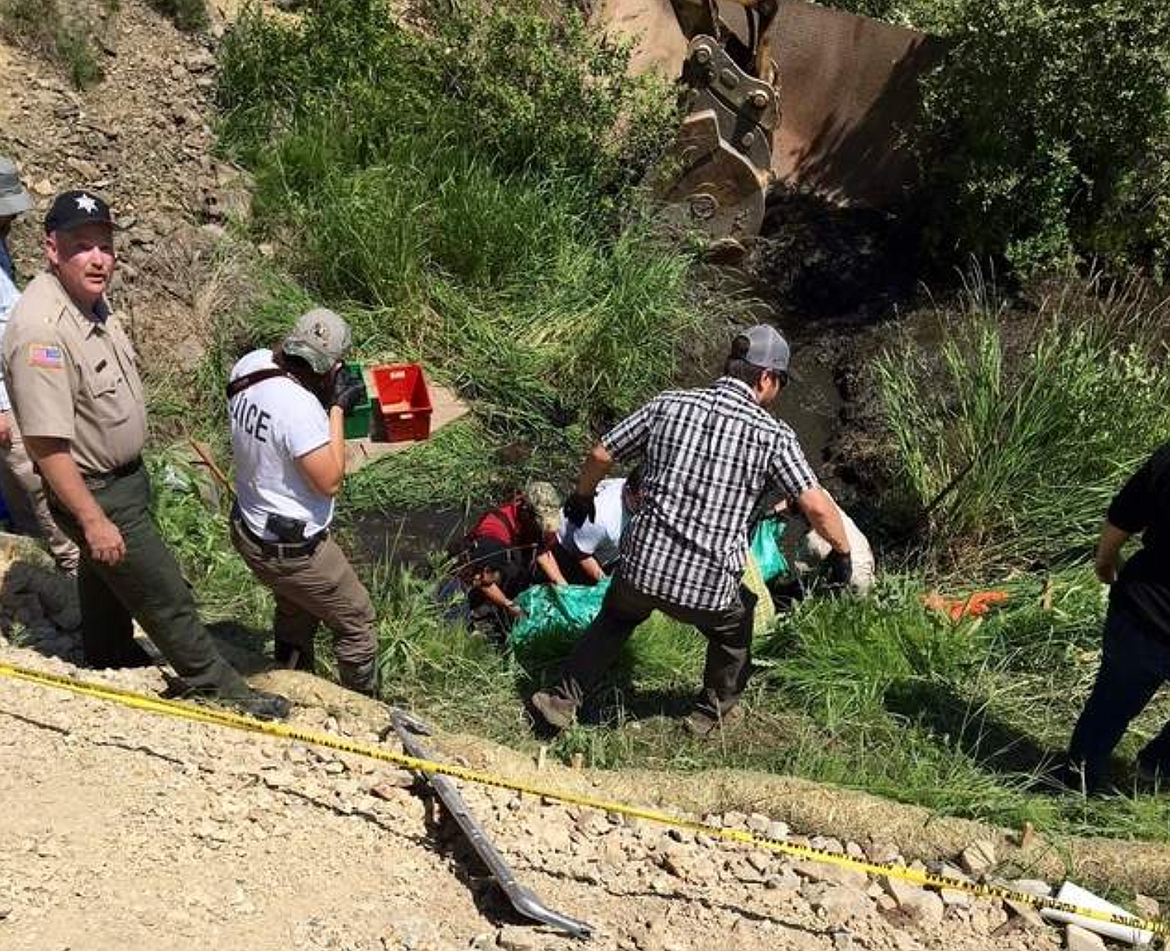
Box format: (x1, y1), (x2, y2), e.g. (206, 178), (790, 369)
(1038, 881), (1154, 946)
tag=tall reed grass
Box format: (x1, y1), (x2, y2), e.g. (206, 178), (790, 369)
(877, 271), (1170, 572)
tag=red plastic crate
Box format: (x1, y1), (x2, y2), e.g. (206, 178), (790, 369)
(371, 363), (433, 442)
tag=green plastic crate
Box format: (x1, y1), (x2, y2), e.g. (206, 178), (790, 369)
(342, 361), (372, 439)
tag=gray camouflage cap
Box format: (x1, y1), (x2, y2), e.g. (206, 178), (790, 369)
(0, 156), (32, 217)
(525, 481), (563, 534)
(283, 307), (352, 374)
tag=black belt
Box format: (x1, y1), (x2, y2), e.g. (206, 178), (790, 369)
(81, 456), (143, 489)
(232, 514), (328, 558)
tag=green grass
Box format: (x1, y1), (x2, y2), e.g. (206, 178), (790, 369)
(153, 447), (1170, 846)
(203, 0), (710, 509)
(877, 271), (1170, 573)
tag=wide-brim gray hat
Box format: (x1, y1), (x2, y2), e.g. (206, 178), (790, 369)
(0, 157), (32, 217)
(283, 307), (352, 374)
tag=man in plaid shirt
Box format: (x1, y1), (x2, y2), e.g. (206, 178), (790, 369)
(531, 325), (852, 736)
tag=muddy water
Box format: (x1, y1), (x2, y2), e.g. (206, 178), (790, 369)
(353, 507), (467, 568)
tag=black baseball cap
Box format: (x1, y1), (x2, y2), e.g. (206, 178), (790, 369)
(44, 190), (115, 234)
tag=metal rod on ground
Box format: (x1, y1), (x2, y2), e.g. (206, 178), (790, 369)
(389, 709), (594, 939)
(188, 438), (235, 498)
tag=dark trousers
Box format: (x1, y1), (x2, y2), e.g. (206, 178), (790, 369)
(51, 467), (247, 695)
(1067, 606), (1170, 790)
(549, 575), (756, 716)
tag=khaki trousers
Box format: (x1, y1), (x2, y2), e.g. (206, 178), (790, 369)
(0, 411), (80, 572)
(230, 521), (377, 685)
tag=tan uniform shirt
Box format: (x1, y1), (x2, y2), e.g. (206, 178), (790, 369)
(1, 272), (147, 475)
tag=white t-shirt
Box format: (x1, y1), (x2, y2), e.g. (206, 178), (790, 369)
(557, 477), (627, 567)
(228, 348), (333, 539)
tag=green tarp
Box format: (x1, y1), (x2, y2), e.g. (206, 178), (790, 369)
(508, 519), (789, 646)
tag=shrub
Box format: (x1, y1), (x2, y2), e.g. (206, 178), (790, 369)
(832, 0), (1170, 277)
(0, 0), (104, 89)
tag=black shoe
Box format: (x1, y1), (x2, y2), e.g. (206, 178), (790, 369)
(274, 639), (315, 672)
(220, 687), (292, 721)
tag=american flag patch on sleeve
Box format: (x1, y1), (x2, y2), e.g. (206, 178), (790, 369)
(28, 344), (65, 370)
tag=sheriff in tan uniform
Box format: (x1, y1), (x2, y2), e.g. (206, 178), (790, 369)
(1, 190), (288, 720)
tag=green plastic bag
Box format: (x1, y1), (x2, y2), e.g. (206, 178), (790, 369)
(750, 517), (789, 582)
(509, 578), (612, 647)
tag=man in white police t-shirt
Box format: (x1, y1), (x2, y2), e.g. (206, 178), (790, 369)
(227, 307), (377, 694)
(536, 469), (643, 586)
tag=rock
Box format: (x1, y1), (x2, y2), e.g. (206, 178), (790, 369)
(746, 812), (771, 834)
(1008, 878), (1052, 898)
(1134, 893), (1160, 920)
(767, 820), (790, 840)
(261, 770), (295, 789)
(1001, 899), (1046, 933)
(803, 882), (872, 923)
(186, 48), (216, 73)
(765, 866), (802, 892)
(832, 932), (854, 951)
(497, 925), (541, 951)
(958, 839), (996, 876)
(1065, 923), (1107, 951)
(795, 858), (868, 890)
(936, 864), (973, 907)
(882, 877), (944, 926)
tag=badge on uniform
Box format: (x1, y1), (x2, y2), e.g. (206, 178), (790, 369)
(28, 343), (65, 370)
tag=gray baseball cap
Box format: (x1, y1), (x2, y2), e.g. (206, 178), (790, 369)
(733, 324), (790, 374)
(0, 156), (32, 217)
(283, 307), (352, 374)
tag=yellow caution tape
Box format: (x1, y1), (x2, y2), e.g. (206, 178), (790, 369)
(0, 659), (1164, 938)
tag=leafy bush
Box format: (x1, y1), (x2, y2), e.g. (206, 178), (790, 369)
(877, 272), (1170, 571)
(832, 0), (1170, 277)
(916, 0), (1170, 276)
(218, 0), (676, 198)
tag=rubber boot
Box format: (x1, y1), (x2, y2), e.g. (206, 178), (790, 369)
(338, 658), (378, 697)
(274, 639), (315, 672)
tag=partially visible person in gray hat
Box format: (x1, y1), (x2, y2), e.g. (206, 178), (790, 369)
(531, 324), (852, 737)
(0, 157), (81, 572)
(225, 307), (379, 695)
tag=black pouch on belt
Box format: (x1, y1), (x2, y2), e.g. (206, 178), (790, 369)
(266, 513), (308, 543)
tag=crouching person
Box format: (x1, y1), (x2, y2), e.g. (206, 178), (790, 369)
(227, 308), (378, 695)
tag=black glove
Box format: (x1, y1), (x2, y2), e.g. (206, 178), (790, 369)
(563, 491), (597, 528)
(824, 550), (853, 592)
(330, 366), (366, 415)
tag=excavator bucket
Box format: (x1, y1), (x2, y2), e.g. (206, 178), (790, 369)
(649, 33), (776, 244)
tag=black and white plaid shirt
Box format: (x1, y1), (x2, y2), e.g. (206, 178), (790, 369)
(604, 377), (817, 611)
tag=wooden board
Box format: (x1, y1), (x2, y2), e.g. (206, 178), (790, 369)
(344, 380), (470, 474)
